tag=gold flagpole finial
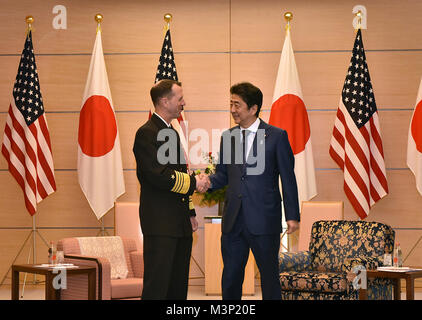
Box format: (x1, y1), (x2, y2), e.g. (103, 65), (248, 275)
(164, 13), (173, 25)
(164, 13), (172, 32)
(355, 10), (362, 31)
(26, 15), (34, 34)
(95, 13), (103, 33)
(284, 12), (293, 31)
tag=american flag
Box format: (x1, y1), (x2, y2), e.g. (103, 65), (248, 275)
(329, 29), (388, 219)
(152, 27), (189, 166)
(1, 31), (56, 216)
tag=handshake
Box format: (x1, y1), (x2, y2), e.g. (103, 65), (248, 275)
(195, 173), (211, 193)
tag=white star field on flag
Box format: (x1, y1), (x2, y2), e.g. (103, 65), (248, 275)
(155, 29), (178, 83)
(12, 33), (44, 126)
(341, 32), (376, 129)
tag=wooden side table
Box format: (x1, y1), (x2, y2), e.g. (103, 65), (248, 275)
(12, 264), (96, 300)
(359, 268), (422, 300)
(204, 218), (255, 296)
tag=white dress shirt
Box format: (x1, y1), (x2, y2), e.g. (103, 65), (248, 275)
(240, 117), (260, 159)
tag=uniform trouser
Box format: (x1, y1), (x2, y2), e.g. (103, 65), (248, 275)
(142, 235), (192, 300)
(221, 209), (281, 300)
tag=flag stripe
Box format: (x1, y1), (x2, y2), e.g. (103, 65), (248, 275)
(3, 114), (38, 214)
(344, 152), (370, 205)
(6, 105), (38, 197)
(30, 122), (49, 201)
(329, 142), (345, 170)
(9, 106), (36, 171)
(34, 120), (57, 193)
(344, 167), (369, 214)
(344, 182), (368, 219)
(369, 153), (387, 195)
(2, 145), (37, 214)
(369, 117), (389, 191)
(370, 115), (384, 156)
(38, 115), (55, 168)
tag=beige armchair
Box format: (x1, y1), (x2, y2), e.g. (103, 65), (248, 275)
(57, 236), (143, 300)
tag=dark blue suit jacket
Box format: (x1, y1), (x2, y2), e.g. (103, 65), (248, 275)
(209, 119), (300, 235)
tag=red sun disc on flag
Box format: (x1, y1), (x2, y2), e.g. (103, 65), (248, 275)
(78, 95), (117, 157)
(411, 100), (422, 153)
(269, 94), (310, 155)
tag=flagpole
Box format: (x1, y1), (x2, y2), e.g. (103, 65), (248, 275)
(277, 11), (299, 254)
(92, 13), (110, 237)
(282, 11), (292, 252)
(27, 15), (36, 268)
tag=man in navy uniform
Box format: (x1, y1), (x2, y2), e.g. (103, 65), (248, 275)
(133, 80), (207, 299)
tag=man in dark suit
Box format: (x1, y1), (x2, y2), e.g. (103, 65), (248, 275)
(133, 80), (208, 299)
(206, 82), (300, 300)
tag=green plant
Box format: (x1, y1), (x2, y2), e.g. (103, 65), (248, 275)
(194, 152), (227, 207)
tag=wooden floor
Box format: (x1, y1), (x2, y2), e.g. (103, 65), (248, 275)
(0, 283), (421, 300)
(0, 284), (262, 300)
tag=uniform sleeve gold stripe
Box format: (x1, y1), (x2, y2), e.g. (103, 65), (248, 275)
(176, 172), (183, 193)
(171, 171), (181, 193)
(171, 171), (190, 194)
(179, 173), (191, 194)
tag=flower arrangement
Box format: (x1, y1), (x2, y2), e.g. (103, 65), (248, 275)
(194, 152), (227, 210)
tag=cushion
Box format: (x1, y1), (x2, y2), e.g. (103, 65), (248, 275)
(111, 278), (143, 299)
(279, 251), (312, 272)
(77, 236), (129, 279)
(280, 271), (348, 293)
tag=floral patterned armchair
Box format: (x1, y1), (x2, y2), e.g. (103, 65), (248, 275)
(279, 220), (395, 300)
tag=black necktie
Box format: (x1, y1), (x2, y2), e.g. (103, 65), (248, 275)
(242, 129), (250, 164)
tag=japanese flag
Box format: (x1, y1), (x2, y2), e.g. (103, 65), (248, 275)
(78, 30), (125, 219)
(269, 27), (317, 206)
(407, 77), (422, 196)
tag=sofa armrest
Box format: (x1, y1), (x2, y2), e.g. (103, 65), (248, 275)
(63, 254), (111, 300)
(342, 256), (392, 296)
(341, 256), (383, 273)
(279, 251), (312, 272)
(130, 251), (144, 278)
